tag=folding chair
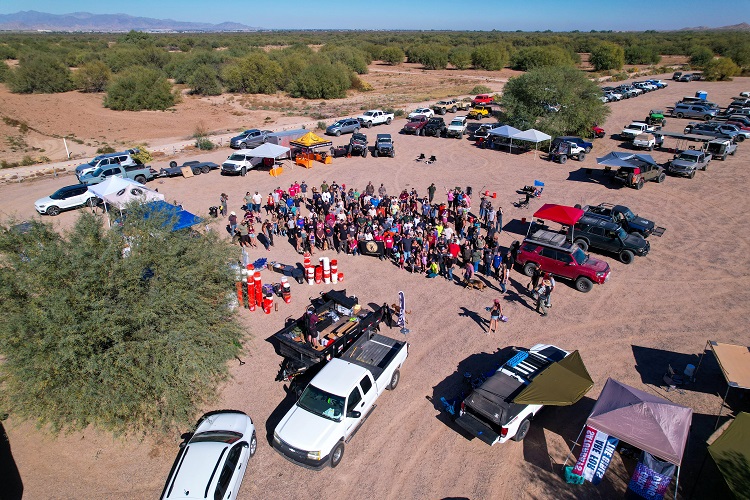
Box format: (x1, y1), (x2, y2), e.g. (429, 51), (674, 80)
(425, 155), (437, 164)
(663, 364), (684, 393)
(415, 153), (425, 162)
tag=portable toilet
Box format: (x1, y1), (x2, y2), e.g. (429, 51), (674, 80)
(695, 90), (708, 101)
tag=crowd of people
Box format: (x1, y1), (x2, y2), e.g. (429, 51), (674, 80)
(221, 178), (553, 322)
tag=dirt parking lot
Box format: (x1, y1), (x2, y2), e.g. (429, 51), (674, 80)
(2, 75), (749, 499)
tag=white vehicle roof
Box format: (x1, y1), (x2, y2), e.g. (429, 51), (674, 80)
(311, 358), (369, 397)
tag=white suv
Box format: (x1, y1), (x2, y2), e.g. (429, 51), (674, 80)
(161, 410), (257, 500)
(35, 184), (98, 216)
(75, 149), (138, 179)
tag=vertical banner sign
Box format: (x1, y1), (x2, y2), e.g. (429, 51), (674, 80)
(397, 291), (406, 328)
(627, 452), (676, 500)
(572, 426), (619, 484)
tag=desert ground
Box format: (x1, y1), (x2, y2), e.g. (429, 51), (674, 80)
(1, 72), (749, 500)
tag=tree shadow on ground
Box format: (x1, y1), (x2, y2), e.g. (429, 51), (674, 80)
(0, 421), (22, 500)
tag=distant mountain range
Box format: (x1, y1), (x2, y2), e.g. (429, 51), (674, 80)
(0, 11), (259, 32)
(677, 22), (750, 31)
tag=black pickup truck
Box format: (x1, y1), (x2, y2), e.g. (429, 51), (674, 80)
(158, 160), (219, 177)
(272, 290), (386, 395)
(576, 203), (657, 238)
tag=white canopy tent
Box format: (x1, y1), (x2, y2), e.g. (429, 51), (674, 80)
(487, 125), (522, 152)
(247, 142), (290, 159)
(512, 129), (552, 159)
(87, 176), (164, 226)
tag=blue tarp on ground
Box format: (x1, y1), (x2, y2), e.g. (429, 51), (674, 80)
(144, 201), (202, 231)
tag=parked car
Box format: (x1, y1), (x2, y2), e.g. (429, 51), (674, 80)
(373, 134), (395, 157)
(577, 203), (656, 238)
(423, 117), (447, 137)
(160, 410), (256, 500)
(472, 94), (494, 105)
(549, 141), (586, 163)
(401, 115), (429, 135)
(592, 125), (606, 139)
(612, 162), (666, 189)
(454, 344), (571, 445)
(647, 79), (668, 88)
(615, 86), (638, 99)
(684, 122), (742, 141)
(552, 136), (593, 153)
(668, 150), (712, 178)
(620, 122), (657, 141)
(229, 129), (270, 149)
(75, 149), (139, 180)
(572, 215), (650, 264)
(632, 133), (663, 151)
(348, 133), (368, 157)
(726, 117), (750, 131)
(432, 99), (469, 115)
(325, 118), (360, 137)
(706, 138), (737, 161)
(678, 74), (693, 82)
(445, 116), (468, 138)
(408, 107), (434, 119)
(672, 71), (683, 81)
(35, 184), (98, 216)
(516, 230), (611, 293)
(78, 164), (155, 186)
(356, 110), (394, 128)
(672, 104), (718, 121)
(605, 91), (623, 102)
(472, 123), (501, 140)
(467, 105), (492, 120)
(646, 110), (666, 126)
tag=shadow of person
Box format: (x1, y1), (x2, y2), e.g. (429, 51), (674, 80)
(0, 421), (23, 500)
(458, 306), (489, 332)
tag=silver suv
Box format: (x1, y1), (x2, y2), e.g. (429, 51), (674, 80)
(671, 103), (717, 121)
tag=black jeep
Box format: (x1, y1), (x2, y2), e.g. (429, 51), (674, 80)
(423, 117), (447, 137)
(373, 134), (395, 157)
(572, 215), (650, 264)
(348, 133), (368, 157)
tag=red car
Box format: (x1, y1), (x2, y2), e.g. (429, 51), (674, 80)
(726, 120), (750, 132)
(401, 115), (429, 135)
(472, 94), (493, 106)
(592, 125), (606, 138)
(516, 230), (611, 293)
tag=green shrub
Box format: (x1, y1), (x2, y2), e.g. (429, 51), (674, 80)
(421, 47), (450, 70)
(624, 46), (661, 65)
(20, 155), (35, 166)
(221, 52), (282, 94)
(470, 85), (492, 94)
(381, 46), (405, 65)
(73, 60), (111, 93)
(195, 137), (216, 150)
(130, 145), (153, 164)
(96, 145), (116, 154)
(703, 57), (741, 81)
(510, 46), (575, 71)
(8, 54), (73, 94)
(104, 67), (176, 111)
(0, 61), (9, 83)
(590, 42), (624, 71)
(689, 46), (714, 68)
(351, 75), (374, 91)
(289, 61), (351, 99)
(472, 44), (509, 71)
(449, 46), (472, 70)
(321, 45), (369, 74)
(316, 121), (327, 131)
(188, 64), (222, 96)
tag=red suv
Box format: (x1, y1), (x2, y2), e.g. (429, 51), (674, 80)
(516, 230), (611, 293)
(472, 94), (493, 106)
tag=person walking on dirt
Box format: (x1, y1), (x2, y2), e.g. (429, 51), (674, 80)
(428, 183), (436, 203)
(499, 261), (509, 294)
(544, 273), (555, 308)
(488, 299), (503, 333)
(219, 193), (228, 217)
(535, 277), (552, 316)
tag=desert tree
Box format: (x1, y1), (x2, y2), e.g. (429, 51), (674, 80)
(689, 46), (715, 68)
(589, 42), (624, 71)
(0, 209), (243, 436)
(510, 46), (575, 71)
(7, 53), (73, 93)
(73, 60), (111, 93)
(188, 64), (222, 96)
(501, 65), (609, 138)
(104, 66), (176, 111)
(703, 57), (741, 81)
(380, 46), (405, 66)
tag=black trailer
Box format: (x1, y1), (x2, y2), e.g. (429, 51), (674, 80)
(158, 160), (219, 177)
(272, 290), (385, 389)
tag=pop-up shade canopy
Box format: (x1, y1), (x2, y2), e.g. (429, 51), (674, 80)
(247, 142), (290, 159)
(708, 412), (750, 498)
(533, 203), (584, 226)
(143, 201), (202, 231)
(289, 131), (332, 149)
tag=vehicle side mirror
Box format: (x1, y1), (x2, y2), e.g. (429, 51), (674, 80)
(347, 410), (362, 419)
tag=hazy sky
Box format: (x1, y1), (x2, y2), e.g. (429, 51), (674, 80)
(1, 1), (744, 31)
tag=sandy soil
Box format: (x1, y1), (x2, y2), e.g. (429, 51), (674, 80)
(2, 75), (749, 500)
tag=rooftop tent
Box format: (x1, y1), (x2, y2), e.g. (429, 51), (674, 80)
(246, 142), (290, 159)
(533, 203), (584, 226)
(143, 201), (202, 231)
(596, 151), (659, 168)
(513, 350), (594, 406)
(708, 412), (750, 498)
(586, 378), (692, 467)
(289, 131), (332, 149)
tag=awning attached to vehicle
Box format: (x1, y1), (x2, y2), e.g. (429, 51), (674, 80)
(708, 412), (750, 498)
(596, 151), (658, 168)
(512, 351), (594, 406)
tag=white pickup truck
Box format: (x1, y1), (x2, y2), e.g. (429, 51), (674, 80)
(620, 122), (657, 141)
(273, 332), (408, 469)
(455, 344), (570, 445)
(356, 110), (394, 128)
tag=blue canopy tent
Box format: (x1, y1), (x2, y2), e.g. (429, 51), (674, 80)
(144, 201), (202, 231)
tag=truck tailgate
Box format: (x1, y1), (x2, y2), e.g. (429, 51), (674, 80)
(455, 413), (500, 445)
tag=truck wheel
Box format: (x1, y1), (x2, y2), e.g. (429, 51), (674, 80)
(657, 172), (666, 183)
(46, 205), (60, 216)
(703, 115), (712, 121)
(373, 149), (379, 157)
(354, 127), (360, 134)
(574, 239), (588, 252)
(578, 152), (586, 162)
(702, 162), (708, 171)
(575, 277), (594, 293)
(169, 161), (177, 168)
(419, 128), (425, 136)
(366, 121), (372, 128)
(451, 106), (457, 113)
(458, 132), (463, 139)
(86, 197), (99, 207)
(362, 148), (367, 158)
(523, 262), (537, 277)
(737, 136), (746, 142)
(335, 130), (341, 137)
(135, 175), (146, 184)
(201, 165), (210, 174)
(241, 167), (247, 177)
(584, 146), (592, 153)
(676, 113), (684, 119)
(619, 250), (634, 265)
(689, 170), (695, 179)
(249, 431), (257, 458)
(386, 117), (392, 125)
(387, 369), (400, 390)
(558, 155), (567, 164)
(636, 179), (644, 190)
(330, 442), (345, 468)
(512, 419), (531, 442)
(390, 150), (395, 158)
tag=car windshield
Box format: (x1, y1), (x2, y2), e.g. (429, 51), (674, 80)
(228, 154), (245, 161)
(617, 227), (628, 239)
(677, 154), (697, 162)
(190, 431), (242, 444)
(572, 247), (587, 265)
(450, 120), (463, 126)
(297, 385), (345, 422)
(86, 158), (100, 166)
(331, 121), (344, 127)
(363, 111), (374, 117)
